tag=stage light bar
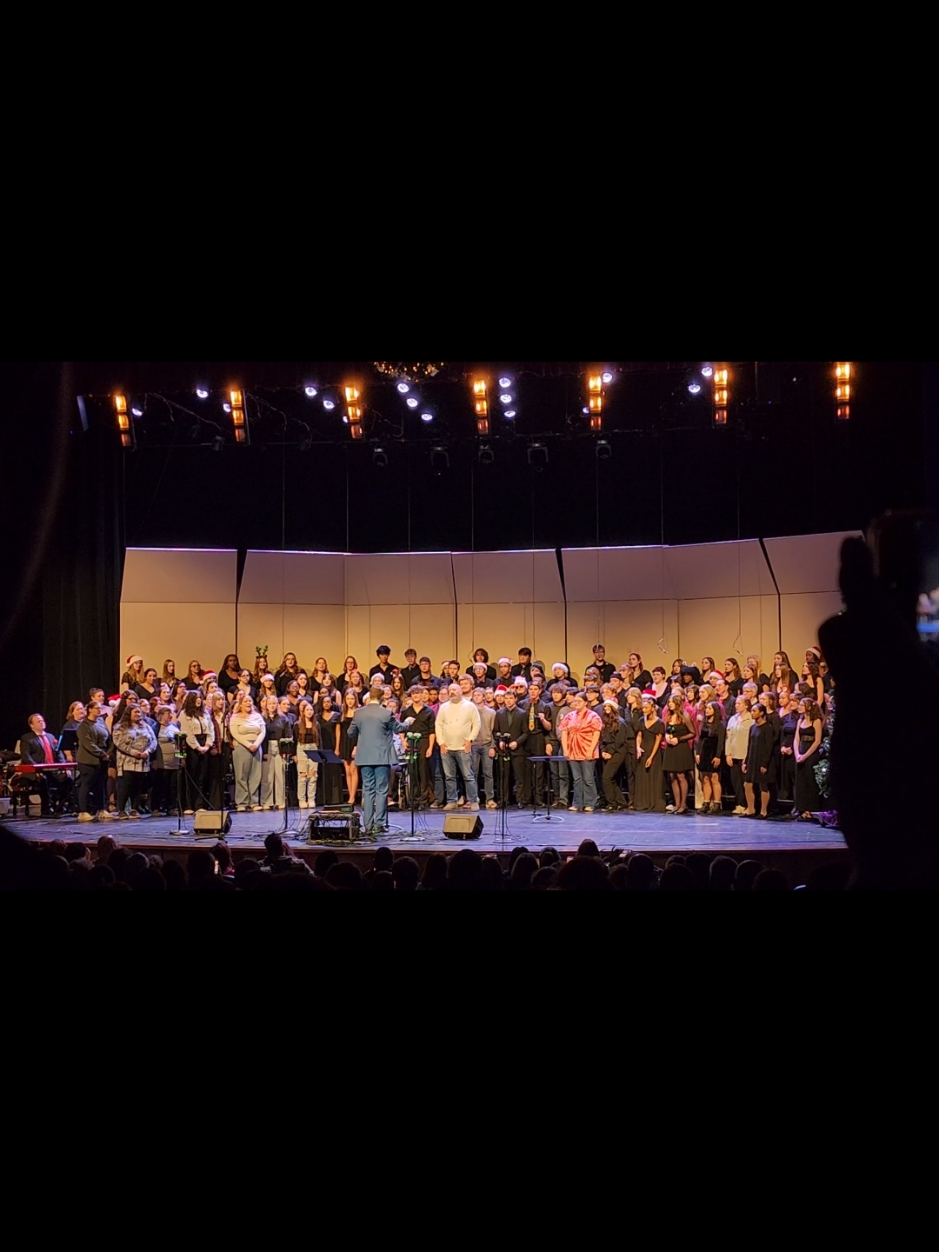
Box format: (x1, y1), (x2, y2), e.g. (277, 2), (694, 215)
(344, 384), (363, 437)
(713, 366), (729, 428)
(113, 393), (135, 449)
(587, 373), (604, 431)
(229, 388), (249, 444)
(473, 378), (489, 436)
(304, 385), (318, 398)
(835, 363), (852, 419)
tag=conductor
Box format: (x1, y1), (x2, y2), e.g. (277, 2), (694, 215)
(346, 695), (414, 835)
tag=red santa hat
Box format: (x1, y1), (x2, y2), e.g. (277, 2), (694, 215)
(126, 654), (143, 666)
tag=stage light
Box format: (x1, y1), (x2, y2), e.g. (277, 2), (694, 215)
(836, 405), (850, 421)
(222, 403), (232, 413)
(131, 406), (143, 417)
(712, 366), (729, 428)
(596, 439), (612, 460)
(504, 409), (517, 419)
(473, 378), (490, 436)
(498, 376), (512, 389)
(601, 370), (614, 384)
(229, 388), (249, 444)
(304, 385), (318, 398)
(373, 446), (388, 468)
(499, 393), (513, 405)
(527, 442), (548, 468)
(431, 446), (450, 472)
(701, 363), (714, 378)
(397, 382), (410, 394)
(688, 382), (701, 395)
(323, 399), (336, 411)
(351, 424), (364, 440)
(478, 444), (494, 465)
(420, 410), (434, 423)
(406, 397), (419, 409)
(113, 393), (135, 449)
(195, 388), (209, 400)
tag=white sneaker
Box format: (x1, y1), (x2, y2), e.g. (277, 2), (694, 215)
(251, 805), (263, 812)
(237, 805), (247, 812)
(443, 802), (459, 811)
(98, 810), (114, 821)
(665, 804), (676, 813)
(184, 809), (194, 816)
(467, 802), (480, 811)
(733, 805), (746, 815)
(78, 812), (94, 823)
(299, 801), (309, 809)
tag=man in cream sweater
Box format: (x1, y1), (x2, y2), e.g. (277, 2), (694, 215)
(434, 683), (481, 811)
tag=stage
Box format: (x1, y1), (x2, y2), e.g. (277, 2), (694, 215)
(5, 805), (849, 881)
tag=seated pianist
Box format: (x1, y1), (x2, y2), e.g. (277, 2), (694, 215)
(19, 713), (70, 816)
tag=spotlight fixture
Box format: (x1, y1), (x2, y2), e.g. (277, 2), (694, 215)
(222, 403), (232, 413)
(499, 393), (513, 405)
(596, 439), (612, 461)
(687, 382), (702, 395)
(420, 410), (434, 423)
(712, 366), (729, 428)
(304, 385), (318, 398)
(113, 393), (135, 449)
(504, 409), (517, 419)
(195, 387), (209, 400)
(835, 362), (851, 420)
(229, 388), (249, 444)
(527, 441), (548, 468)
(323, 399), (336, 411)
(601, 370), (615, 385)
(498, 376), (513, 389)
(473, 378), (489, 436)
(406, 396), (420, 409)
(131, 404), (144, 418)
(373, 446), (389, 468)
(431, 445), (450, 472)
(396, 381), (410, 394)
(701, 363), (714, 378)
(478, 444), (494, 465)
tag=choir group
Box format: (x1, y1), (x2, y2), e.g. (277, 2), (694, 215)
(14, 640), (833, 823)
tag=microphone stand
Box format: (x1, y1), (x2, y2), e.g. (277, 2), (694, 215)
(173, 735), (189, 836)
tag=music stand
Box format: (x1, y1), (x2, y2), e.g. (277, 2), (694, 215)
(529, 756), (564, 824)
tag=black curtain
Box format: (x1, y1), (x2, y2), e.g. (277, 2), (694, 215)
(0, 363), (123, 751)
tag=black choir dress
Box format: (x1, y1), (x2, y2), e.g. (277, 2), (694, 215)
(632, 719), (666, 812)
(794, 721), (823, 813)
(778, 710), (799, 803)
(662, 717), (695, 772)
(339, 715), (356, 764)
(696, 718), (726, 776)
(316, 713), (344, 805)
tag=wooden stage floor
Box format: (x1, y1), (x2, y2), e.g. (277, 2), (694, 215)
(6, 805), (848, 878)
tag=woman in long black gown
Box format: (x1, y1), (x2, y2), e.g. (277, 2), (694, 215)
(794, 697), (824, 817)
(632, 695), (666, 813)
(777, 687), (799, 809)
(316, 696), (344, 806)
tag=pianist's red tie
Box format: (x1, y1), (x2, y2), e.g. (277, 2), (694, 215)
(42, 734), (53, 764)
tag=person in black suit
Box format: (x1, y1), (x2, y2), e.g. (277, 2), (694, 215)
(19, 714), (68, 815)
(491, 690), (529, 806)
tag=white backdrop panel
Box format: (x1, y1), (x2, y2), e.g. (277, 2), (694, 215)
(240, 552), (346, 605)
(345, 553), (455, 607)
(563, 547), (679, 602)
(781, 592), (844, 655)
(122, 549), (237, 604)
(121, 603), (237, 679)
(664, 541), (775, 599)
(567, 601), (680, 672)
(676, 594), (780, 669)
(452, 551), (562, 604)
(763, 532), (860, 595)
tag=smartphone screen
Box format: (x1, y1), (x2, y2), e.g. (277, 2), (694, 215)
(870, 511), (939, 647)
(917, 522), (939, 645)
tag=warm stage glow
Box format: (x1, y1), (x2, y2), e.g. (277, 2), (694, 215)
(230, 389), (244, 408)
(473, 379), (489, 435)
(835, 362), (852, 381)
(114, 394), (127, 413)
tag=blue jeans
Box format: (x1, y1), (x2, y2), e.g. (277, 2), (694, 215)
(441, 749), (479, 804)
(548, 754), (570, 804)
(568, 760), (598, 810)
(360, 765), (391, 831)
(472, 743), (494, 802)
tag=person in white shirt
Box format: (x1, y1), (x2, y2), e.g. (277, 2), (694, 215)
(434, 683), (481, 811)
(724, 696), (754, 816)
(229, 694), (266, 811)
